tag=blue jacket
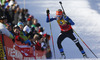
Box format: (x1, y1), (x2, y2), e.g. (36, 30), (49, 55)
(46, 15), (75, 25)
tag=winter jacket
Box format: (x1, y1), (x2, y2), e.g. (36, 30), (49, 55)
(13, 11), (19, 25)
(14, 32), (31, 45)
(35, 42), (41, 50)
(5, 9), (12, 23)
(0, 8), (4, 17)
(46, 15), (75, 32)
(14, 34), (24, 43)
(19, 31), (28, 41)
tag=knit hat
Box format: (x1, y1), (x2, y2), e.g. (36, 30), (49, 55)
(27, 18), (31, 21)
(56, 9), (63, 15)
(29, 15), (34, 18)
(17, 21), (24, 26)
(43, 33), (47, 37)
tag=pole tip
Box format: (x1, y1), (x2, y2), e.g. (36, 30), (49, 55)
(59, 1), (62, 4)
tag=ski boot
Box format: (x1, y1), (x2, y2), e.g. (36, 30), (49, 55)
(60, 52), (66, 59)
(82, 53), (88, 58)
(81, 50), (88, 58)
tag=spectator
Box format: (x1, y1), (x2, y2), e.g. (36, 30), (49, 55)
(0, 4), (4, 17)
(32, 34), (41, 50)
(41, 33), (50, 51)
(27, 15), (33, 27)
(38, 27), (44, 35)
(13, 25), (24, 43)
(13, 7), (20, 25)
(17, 21), (32, 46)
(6, 23), (14, 35)
(19, 8), (26, 23)
(4, 1), (9, 9)
(24, 9), (30, 21)
(23, 25), (31, 39)
(31, 19), (41, 32)
(5, 5), (12, 23)
(0, 16), (14, 39)
(8, 0), (15, 8)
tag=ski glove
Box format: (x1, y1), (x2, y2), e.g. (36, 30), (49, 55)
(46, 9), (50, 16)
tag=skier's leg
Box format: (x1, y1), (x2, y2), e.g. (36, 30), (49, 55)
(57, 33), (66, 52)
(73, 39), (88, 58)
(69, 33), (88, 57)
(57, 32), (66, 58)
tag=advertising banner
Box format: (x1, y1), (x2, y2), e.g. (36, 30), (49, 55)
(0, 34), (46, 60)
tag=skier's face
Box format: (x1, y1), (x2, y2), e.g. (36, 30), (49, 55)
(56, 15), (62, 20)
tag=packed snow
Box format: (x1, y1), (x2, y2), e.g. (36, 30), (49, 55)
(17, 0), (100, 59)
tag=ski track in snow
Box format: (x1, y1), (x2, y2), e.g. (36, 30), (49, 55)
(17, 0), (100, 59)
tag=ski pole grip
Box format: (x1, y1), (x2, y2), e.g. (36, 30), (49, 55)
(59, 1), (62, 4)
(46, 9), (50, 16)
(46, 9), (49, 14)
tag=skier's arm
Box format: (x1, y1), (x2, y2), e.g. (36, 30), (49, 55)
(46, 16), (56, 22)
(46, 9), (56, 23)
(65, 16), (75, 25)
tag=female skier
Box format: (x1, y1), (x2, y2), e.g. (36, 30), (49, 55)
(46, 9), (88, 58)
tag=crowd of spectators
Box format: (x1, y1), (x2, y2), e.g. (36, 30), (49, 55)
(0, 0), (51, 57)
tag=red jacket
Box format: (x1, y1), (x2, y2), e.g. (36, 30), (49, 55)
(14, 34), (24, 42)
(35, 42), (41, 50)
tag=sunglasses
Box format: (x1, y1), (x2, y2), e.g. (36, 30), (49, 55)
(57, 15), (62, 17)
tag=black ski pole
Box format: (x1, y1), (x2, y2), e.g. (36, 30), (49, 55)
(74, 30), (98, 58)
(59, 1), (98, 58)
(59, 1), (66, 17)
(46, 9), (56, 59)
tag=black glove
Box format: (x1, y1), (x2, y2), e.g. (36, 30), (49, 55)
(46, 9), (50, 16)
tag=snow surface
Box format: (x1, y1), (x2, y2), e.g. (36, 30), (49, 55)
(16, 0), (100, 59)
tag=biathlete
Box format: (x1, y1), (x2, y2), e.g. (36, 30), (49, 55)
(46, 9), (88, 58)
